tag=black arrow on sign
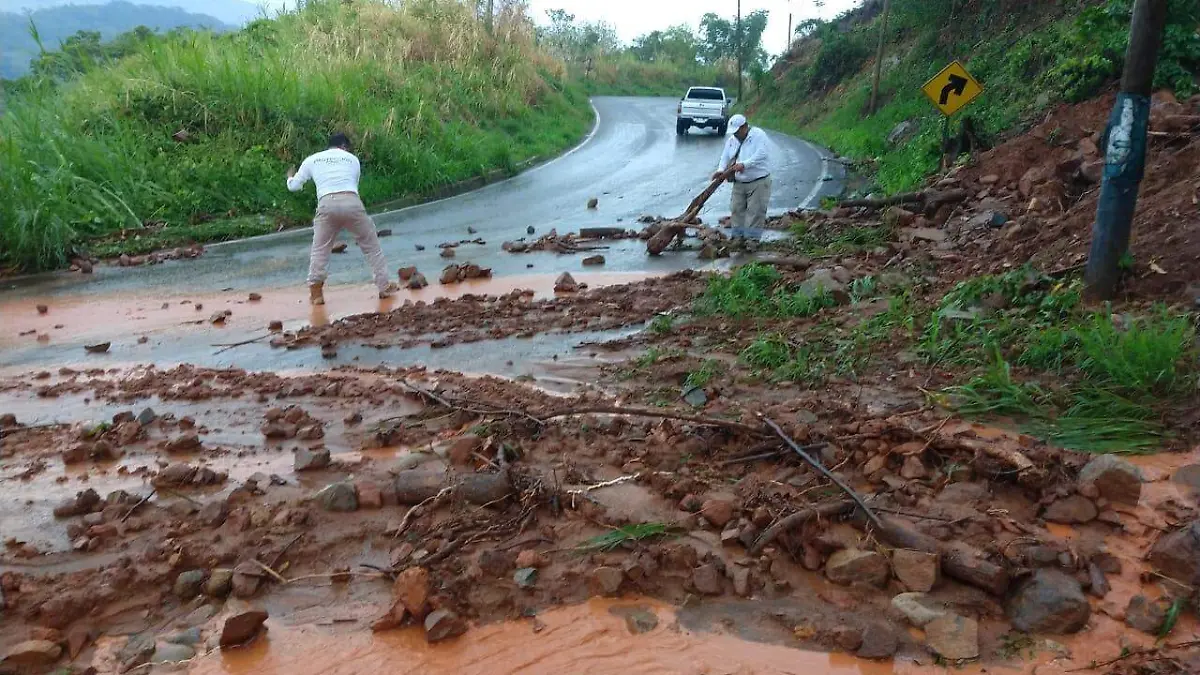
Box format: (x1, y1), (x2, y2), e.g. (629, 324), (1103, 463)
(939, 74), (968, 105)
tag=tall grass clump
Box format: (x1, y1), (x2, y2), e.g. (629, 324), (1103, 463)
(0, 0), (593, 272)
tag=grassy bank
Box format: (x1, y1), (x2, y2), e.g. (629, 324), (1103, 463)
(751, 0), (1200, 193)
(0, 0), (593, 273)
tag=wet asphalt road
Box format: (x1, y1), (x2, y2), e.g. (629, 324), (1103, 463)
(0, 97), (841, 373)
(0, 97), (842, 301)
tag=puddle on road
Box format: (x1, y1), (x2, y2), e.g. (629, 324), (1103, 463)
(188, 598), (904, 675)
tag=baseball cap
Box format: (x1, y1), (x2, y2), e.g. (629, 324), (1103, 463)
(728, 114), (747, 134)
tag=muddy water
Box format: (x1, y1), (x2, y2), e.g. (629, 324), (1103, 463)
(190, 599), (905, 675)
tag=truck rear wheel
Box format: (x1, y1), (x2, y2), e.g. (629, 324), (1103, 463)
(676, 120), (688, 136)
(717, 123), (728, 136)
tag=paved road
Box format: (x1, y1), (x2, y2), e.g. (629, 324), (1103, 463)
(0, 97), (842, 301)
(0, 97), (842, 372)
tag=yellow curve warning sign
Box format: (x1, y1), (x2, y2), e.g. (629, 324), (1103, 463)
(921, 61), (983, 116)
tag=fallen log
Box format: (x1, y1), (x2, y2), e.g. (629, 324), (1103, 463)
(838, 189), (968, 210)
(647, 167), (737, 256)
(867, 515), (1010, 596)
(579, 227), (627, 239)
(392, 470), (514, 505)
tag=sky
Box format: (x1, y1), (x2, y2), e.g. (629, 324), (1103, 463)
(526, 0), (862, 58)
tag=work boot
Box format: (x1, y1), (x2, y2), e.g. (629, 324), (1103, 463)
(378, 283), (400, 299)
(309, 282), (325, 306)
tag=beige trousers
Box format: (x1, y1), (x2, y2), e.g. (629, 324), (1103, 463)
(307, 192), (390, 291)
(730, 176), (772, 240)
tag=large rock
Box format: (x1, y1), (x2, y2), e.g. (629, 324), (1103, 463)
(424, 609), (467, 642)
(554, 272), (579, 293)
(891, 592), (946, 627)
(392, 567), (431, 620)
(1006, 569), (1091, 634)
(205, 569), (234, 597)
(294, 447), (331, 472)
(152, 642), (196, 664)
(52, 488), (101, 518)
(925, 614), (979, 661)
(692, 564), (723, 595)
(173, 569), (208, 599)
(314, 482), (358, 512)
(591, 566), (625, 596)
(1125, 595), (1171, 634)
(825, 549), (889, 587)
(1148, 521), (1200, 586)
(230, 562), (263, 598)
(220, 609), (269, 648)
(1, 640), (63, 671)
(800, 268), (848, 303)
(1078, 455), (1143, 505)
(1042, 495), (1097, 524)
(700, 498), (735, 527)
(856, 623), (899, 659)
(892, 549), (940, 592)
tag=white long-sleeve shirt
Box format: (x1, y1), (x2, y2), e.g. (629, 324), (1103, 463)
(286, 148), (361, 199)
(717, 127), (772, 183)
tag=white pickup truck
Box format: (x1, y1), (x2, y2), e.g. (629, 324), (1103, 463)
(676, 86), (732, 136)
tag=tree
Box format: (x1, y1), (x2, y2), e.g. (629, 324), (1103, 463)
(629, 24), (699, 64)
(699, 9), (768, 68)
(538, 8), (619, 63)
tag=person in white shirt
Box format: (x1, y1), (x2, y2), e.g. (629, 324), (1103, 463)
(713, 114), (772, 248)
(287, 133), (397, 305)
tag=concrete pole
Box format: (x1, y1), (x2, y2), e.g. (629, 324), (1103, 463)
(1084, 0), (1167, 299)
(737, 0), (743, 102)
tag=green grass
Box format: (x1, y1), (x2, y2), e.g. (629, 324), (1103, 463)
(648, 314), (675, 336)
(685, 359), (722, 389)
(575, 57), (733, 96)
(696, 262), (839, 319)
(577, 523), (678, 552)
(0, 0), (593, 272)
(787, 221), (893, 257)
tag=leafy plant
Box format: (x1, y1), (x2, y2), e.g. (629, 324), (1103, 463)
(577, 522), (678, 551)
(685, 359), (722, 389)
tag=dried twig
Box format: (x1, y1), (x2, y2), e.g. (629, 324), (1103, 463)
(392, 486), (454, 539)
(212, 334), (270, 354)
(750, 500), (855, 555)
(251, 559), (288, 584)
(120, 490), (156, 523)
(763, 417), (883, 529)
(566, 474), (639, 497)
(269, 533), (304, 569)
(541, 406), (763, 435)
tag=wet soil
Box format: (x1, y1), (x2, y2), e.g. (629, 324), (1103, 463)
(3, 93), (1200, 675)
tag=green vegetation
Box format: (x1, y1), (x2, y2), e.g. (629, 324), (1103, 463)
(685, 359), (722, 389)
(695, 262), (836, 319)
(787, 220), (894, 257)
(925, 268), (1197, 452)
(0, 0), (593, 272)
(577, 522), (678, 551)
(536, 7), (759, 96)
(648, 314), (675, 336)
(752, 0), (1200, 193)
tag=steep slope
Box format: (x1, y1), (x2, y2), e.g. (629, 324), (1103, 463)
(751, 0), (1200, 194)
(0, 0), (593, 272)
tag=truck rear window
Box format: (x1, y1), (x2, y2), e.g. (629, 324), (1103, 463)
(687, 88), (724, 101)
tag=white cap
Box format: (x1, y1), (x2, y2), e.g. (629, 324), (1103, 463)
(728, 114), (747, 134)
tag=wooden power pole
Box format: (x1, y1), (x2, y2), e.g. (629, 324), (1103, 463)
(868, 0), (892, 115)
(737, 0), (743, 102)
(1084, 0), (1168, 299)
(485, 0), (494, 34)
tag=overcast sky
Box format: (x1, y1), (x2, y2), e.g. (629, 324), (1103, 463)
(526, 0), (862, 57)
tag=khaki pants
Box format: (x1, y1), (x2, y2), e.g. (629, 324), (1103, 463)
(730, 176), (772, 240)
(308, 192), (390, 291)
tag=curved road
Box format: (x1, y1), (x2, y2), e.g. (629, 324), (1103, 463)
(0, 97), (841, 372)
(1, 97), (841, 300)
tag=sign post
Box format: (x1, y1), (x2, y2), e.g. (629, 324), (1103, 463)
(922, 60), (984, 170)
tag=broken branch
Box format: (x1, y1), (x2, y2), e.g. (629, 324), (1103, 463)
(541, 406), (763, 435)
(750, 499), (855, 555)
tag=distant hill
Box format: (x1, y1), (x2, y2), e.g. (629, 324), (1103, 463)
(0, 0), (261, 25)
(0, 1), (232, 78)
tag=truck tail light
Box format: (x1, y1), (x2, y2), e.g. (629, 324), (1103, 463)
(677, 103), (682, 115)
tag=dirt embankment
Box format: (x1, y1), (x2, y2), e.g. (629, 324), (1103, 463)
(2, 92), (1200, 675)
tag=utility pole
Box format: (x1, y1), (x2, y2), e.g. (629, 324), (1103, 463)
(787, 0), (793, 52)
(485, 0), (494, 35)
(868, 0), (892, 115)
(1084, 0), (1167, 299)
(736, 0), (743, 101)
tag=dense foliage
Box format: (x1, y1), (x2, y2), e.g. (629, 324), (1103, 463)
(0, 0), (593, 272)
